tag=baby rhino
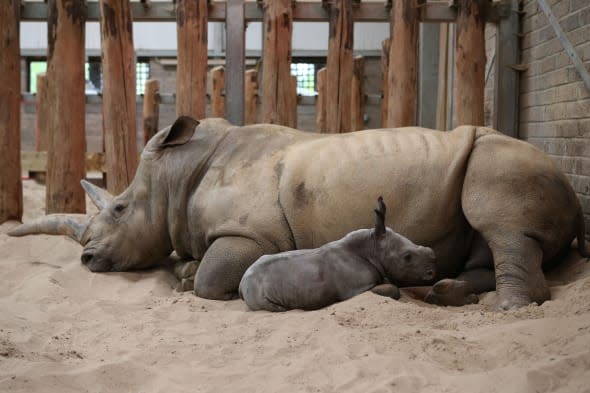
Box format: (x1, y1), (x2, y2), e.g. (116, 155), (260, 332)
(239, 197), (436, 311)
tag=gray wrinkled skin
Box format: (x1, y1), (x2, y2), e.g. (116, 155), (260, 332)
(239, 212), (436, 311)
(10, 117), (589, 310)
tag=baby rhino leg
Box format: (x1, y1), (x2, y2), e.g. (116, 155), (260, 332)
(371, 283), (401, 300)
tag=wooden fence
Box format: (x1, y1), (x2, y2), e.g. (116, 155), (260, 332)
(0, 0), (520, 222)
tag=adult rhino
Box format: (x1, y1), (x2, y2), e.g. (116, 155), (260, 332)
(9, 116), (589, 310)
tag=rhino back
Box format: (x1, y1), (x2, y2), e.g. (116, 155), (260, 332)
(278, 126), (479, 275)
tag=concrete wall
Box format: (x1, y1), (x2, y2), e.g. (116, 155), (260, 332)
(519, 0), (590, 232)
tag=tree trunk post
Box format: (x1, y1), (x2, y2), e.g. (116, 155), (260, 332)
(244, 69), (259, 125)
(143, 79), (160, 145)
(210, 66), (225, 118)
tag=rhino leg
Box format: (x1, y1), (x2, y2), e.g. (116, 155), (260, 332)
(425, 268), (494, 306)
(194, 236), (265, 300)
(371, 283), (401, 300)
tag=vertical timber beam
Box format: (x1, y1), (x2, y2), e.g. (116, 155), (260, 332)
(99, 0), (138, 195)
(380, 38), (390, 128)
(143, 79), (160, 145)
(351, 56), (365, 131)
(418, 23), (440, 129)
(226, 0), (245, 125)
(176, 0), (208, 119)
(46, 0), (86, 214)
(316, 67), (327, 132)
(0, 0), (22, 222)
(287, 75), (298, 128)
(244, 69), (258, 125)
(326, 0), (353, 133)
(261, 0), (293, 126)
(493, 0), (520, 137)
(387, 0), (419, 127)
(210, 66), (225, 118)
(35, 73), (49, 152)
(454, 0), (487, 127)
(436, 24), (449, 130)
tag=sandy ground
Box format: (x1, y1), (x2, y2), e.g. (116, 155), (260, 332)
(1, 180), (590, 393)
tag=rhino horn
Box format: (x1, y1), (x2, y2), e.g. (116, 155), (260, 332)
(8, 214), (89, 244)
(81, 180), (113, 211)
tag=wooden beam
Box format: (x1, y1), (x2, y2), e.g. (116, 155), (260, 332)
(436, 24), (450, 131)
(418, 23), (440, 129)
(176, 0), (208, 119)
(351, 56), (365, 131)
(286, 75), (298, 129)
(35, 73), (49, 152)
(315, 67), (327, 132)
(0, 0), (22, 222)
(210, 66), (226, 118)
(99, 0), (138, 195)
(260, 0), (293, 126)
(244, 69), (258, 125)
(45, 0), (86, 214)
(386, 0), (419, 127)
(454, 0), (486, 127)
(493, 0), (520, 137)
(143, 79), (160, 145)
(326, 0), (354, 133)
(380, 38), (390, 128)
(225, 0), (245, 125)
(22, 151), (106, 174)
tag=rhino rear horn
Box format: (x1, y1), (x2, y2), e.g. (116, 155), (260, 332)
(81, 180), (113, 211)
(8, 214), (89, 244)
(374, 196), (387, 238)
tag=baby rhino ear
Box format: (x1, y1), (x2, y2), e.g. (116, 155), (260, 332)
(374, 196), (387, 238)
(161, 116), (199, 147)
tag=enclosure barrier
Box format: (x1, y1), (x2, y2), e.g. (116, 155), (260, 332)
(1, 0), (519, 222)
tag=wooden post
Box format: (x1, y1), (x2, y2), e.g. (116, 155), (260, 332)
(210, 66), (225, 118)
(226, 0), (245, 125)
(315, 67), (327, 132)
(261, 0), (293, 125)
(143, 79), (160, 145)
(0, 0), (22, 222)
(454, 0), (487, 127)
(387, 0), (419, 127)
(380, 38), (390, 128)
(35, 73), (49, 152)
(418, 23), (440, 129)
(436, 24), (449, 131)
(286, 75), (297, 129)
(176, 0), (208, 119)
(351, 56), (365, 131)
(326, 0), (353, 133)
(45, 0), (86, 214)
(244, 69), (258, 125)
(99, 0), (138, 195)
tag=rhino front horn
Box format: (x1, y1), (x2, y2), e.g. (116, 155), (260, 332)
(81, 180), (113, 211)
(8, 214), (89, 244)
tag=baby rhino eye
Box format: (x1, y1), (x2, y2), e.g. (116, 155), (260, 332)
(113, 204), (126, 214)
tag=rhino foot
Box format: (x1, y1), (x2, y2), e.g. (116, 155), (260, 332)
(424, 279), (478, 307)
(172, 260), (200, 280)
(177, 278), (195, 292)
(371, 283), (401, 300)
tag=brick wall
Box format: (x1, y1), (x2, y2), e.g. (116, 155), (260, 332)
(519, 0), (590, 233)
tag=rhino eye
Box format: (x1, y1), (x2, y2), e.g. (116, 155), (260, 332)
(402, 253), (412, 263)
(113, 203), (126, 214)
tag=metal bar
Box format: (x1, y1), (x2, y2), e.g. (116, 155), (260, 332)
(537, 0), (590, 93)
(225, 0), (245, 125)
(20, 1), (510, 23)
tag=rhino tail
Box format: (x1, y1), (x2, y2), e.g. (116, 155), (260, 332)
(577, 209), (590, 258)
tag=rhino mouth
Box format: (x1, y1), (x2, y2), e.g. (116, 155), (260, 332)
(81, 248), (113, 272)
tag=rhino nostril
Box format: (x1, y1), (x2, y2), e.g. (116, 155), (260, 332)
(81, 253), (93, 265)
(425, 269), (435, 279)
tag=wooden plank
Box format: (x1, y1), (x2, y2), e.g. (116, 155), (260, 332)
(386, 0), (419, 127)
(351, 56), (365, 131)
(260, 0), (293, 126)
(0, 0), (22, 222)
(225, 0), (245, 125)
(142, 79), (160, 145)
(454, 0), (486, 127)
(493, 0), (519, 137)
(244, 69), (258, 125)
(99, 0), (138, 195)
(380, 38), (390, 128)
(326, 0), (354, 133)
(45, 0), (86, 214)
(286, 75), (298, 129)
(210, 66), (225, 118)
(35, 73), (49, 152)
(418, 23), (440, 129)
(537, 0), (590, 93)
(436, 24), (449, 131)
(315, 67), (327, 133)
(21, 2), (509, 23)
(22, 151), (106, 173)
(176, 0), (208, 119)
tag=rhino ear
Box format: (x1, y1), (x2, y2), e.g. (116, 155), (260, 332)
(161, 116), (199, 147)
(374, 196), (386, 238)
